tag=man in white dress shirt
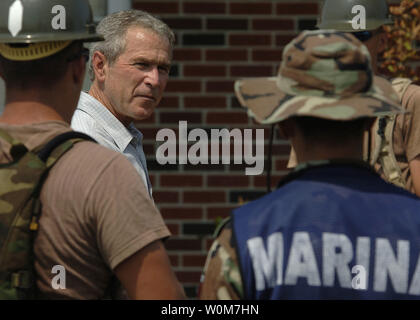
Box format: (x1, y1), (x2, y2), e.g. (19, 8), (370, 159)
(72, 10), (174, 197)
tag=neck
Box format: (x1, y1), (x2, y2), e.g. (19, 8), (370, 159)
(0, 90), (66, 125)
(89, 82), (131, 127)
(0, 76), (82, 125)
(294, 141), (364, 165)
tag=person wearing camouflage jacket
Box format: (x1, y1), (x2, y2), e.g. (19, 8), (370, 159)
(199, 30), (420, 299)
(288, 0), (420, 197)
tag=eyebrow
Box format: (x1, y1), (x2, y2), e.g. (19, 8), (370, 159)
(132, 57), (171, 69)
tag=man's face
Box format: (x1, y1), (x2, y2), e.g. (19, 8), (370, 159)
(353, 28), (387, 74)
(103, 27), (171, 125)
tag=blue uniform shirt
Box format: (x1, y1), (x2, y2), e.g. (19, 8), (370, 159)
(232, 161), (420, 299)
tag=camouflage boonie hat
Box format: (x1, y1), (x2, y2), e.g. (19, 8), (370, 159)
(234, 30), (403, 124)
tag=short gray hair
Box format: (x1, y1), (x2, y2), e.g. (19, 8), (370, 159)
(89, 9), (175, 80)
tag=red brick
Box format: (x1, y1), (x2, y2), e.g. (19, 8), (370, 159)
(254, 175), (287, 188)
(149, 173), (156, 187)
(184, 96), (227, 109)
(139, 128), (160, 140)
(165, 80), (201, 93)
(184, 65), (226, 77)
(230, 65), (273, 77)
(167, 223), (180, 235)
(229, 34), (271, 46)
(165, 239), (202, 251)
(271, 144), (292, 155)
(206, 112), (249, 125)
(205, 49), (248, 61)
(252, 49), (283, 61)
(161, 175), (203, 187)
(183, 2), (225, 14)
(175, 271), (201, 283)
(142, 143), (155, 154)
(173, 49), (202, 61)
(133, 2), (179, 14)
(143, 143), (155, 156)
(205, 238), (214, 250)
(161, 207), (203, 220)
(207, 175), (250, 187)
(182, 254), (207, 267)
(152, 191), (179, 203)
(206, 80), (235, 93)
(183, 191), (226, 203)
(277, 3), (318, 15)
(252, 19), (294, 31)
(158, 96), (180, 108)
(275, 159), (290, 171)
(184, 163), (224, 172)
(183, 33), (225, 46)
(160, 112), (202, 124)
(163, 18), (202, 30)
(207, 206), (237, 220)
(230, 2), (272, 15)
(231, 96), (243, 109)
(206, 18), (248, 30)
(276, 34), (297, 46)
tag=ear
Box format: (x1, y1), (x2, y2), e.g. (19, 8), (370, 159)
(71, 56), (86, 86)
(377, 30), (388, 54)
(91, 51), (107, 82)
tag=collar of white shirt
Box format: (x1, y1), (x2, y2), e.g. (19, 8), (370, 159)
(77, 92), (143, 152)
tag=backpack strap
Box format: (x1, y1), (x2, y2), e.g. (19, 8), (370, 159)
(37, 131), (96, 167)
(30, 131), (96, 231)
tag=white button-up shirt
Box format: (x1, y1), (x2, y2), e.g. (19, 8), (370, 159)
(71, 92), (153, 197)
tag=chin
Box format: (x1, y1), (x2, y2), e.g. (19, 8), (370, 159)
(133, 108), (154, 121)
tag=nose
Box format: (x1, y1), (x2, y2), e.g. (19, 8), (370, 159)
(145, 67), (160, 88)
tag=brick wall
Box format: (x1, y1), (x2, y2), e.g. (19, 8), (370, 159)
(131, 0), (322, 298)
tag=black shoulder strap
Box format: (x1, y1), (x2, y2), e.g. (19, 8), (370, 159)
(37, 131), (96, 162)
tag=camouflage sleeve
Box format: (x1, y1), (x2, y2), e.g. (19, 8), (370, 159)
(199, 221), (244, 300)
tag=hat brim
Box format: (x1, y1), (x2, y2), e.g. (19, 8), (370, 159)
(234, 75), (405, 124)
